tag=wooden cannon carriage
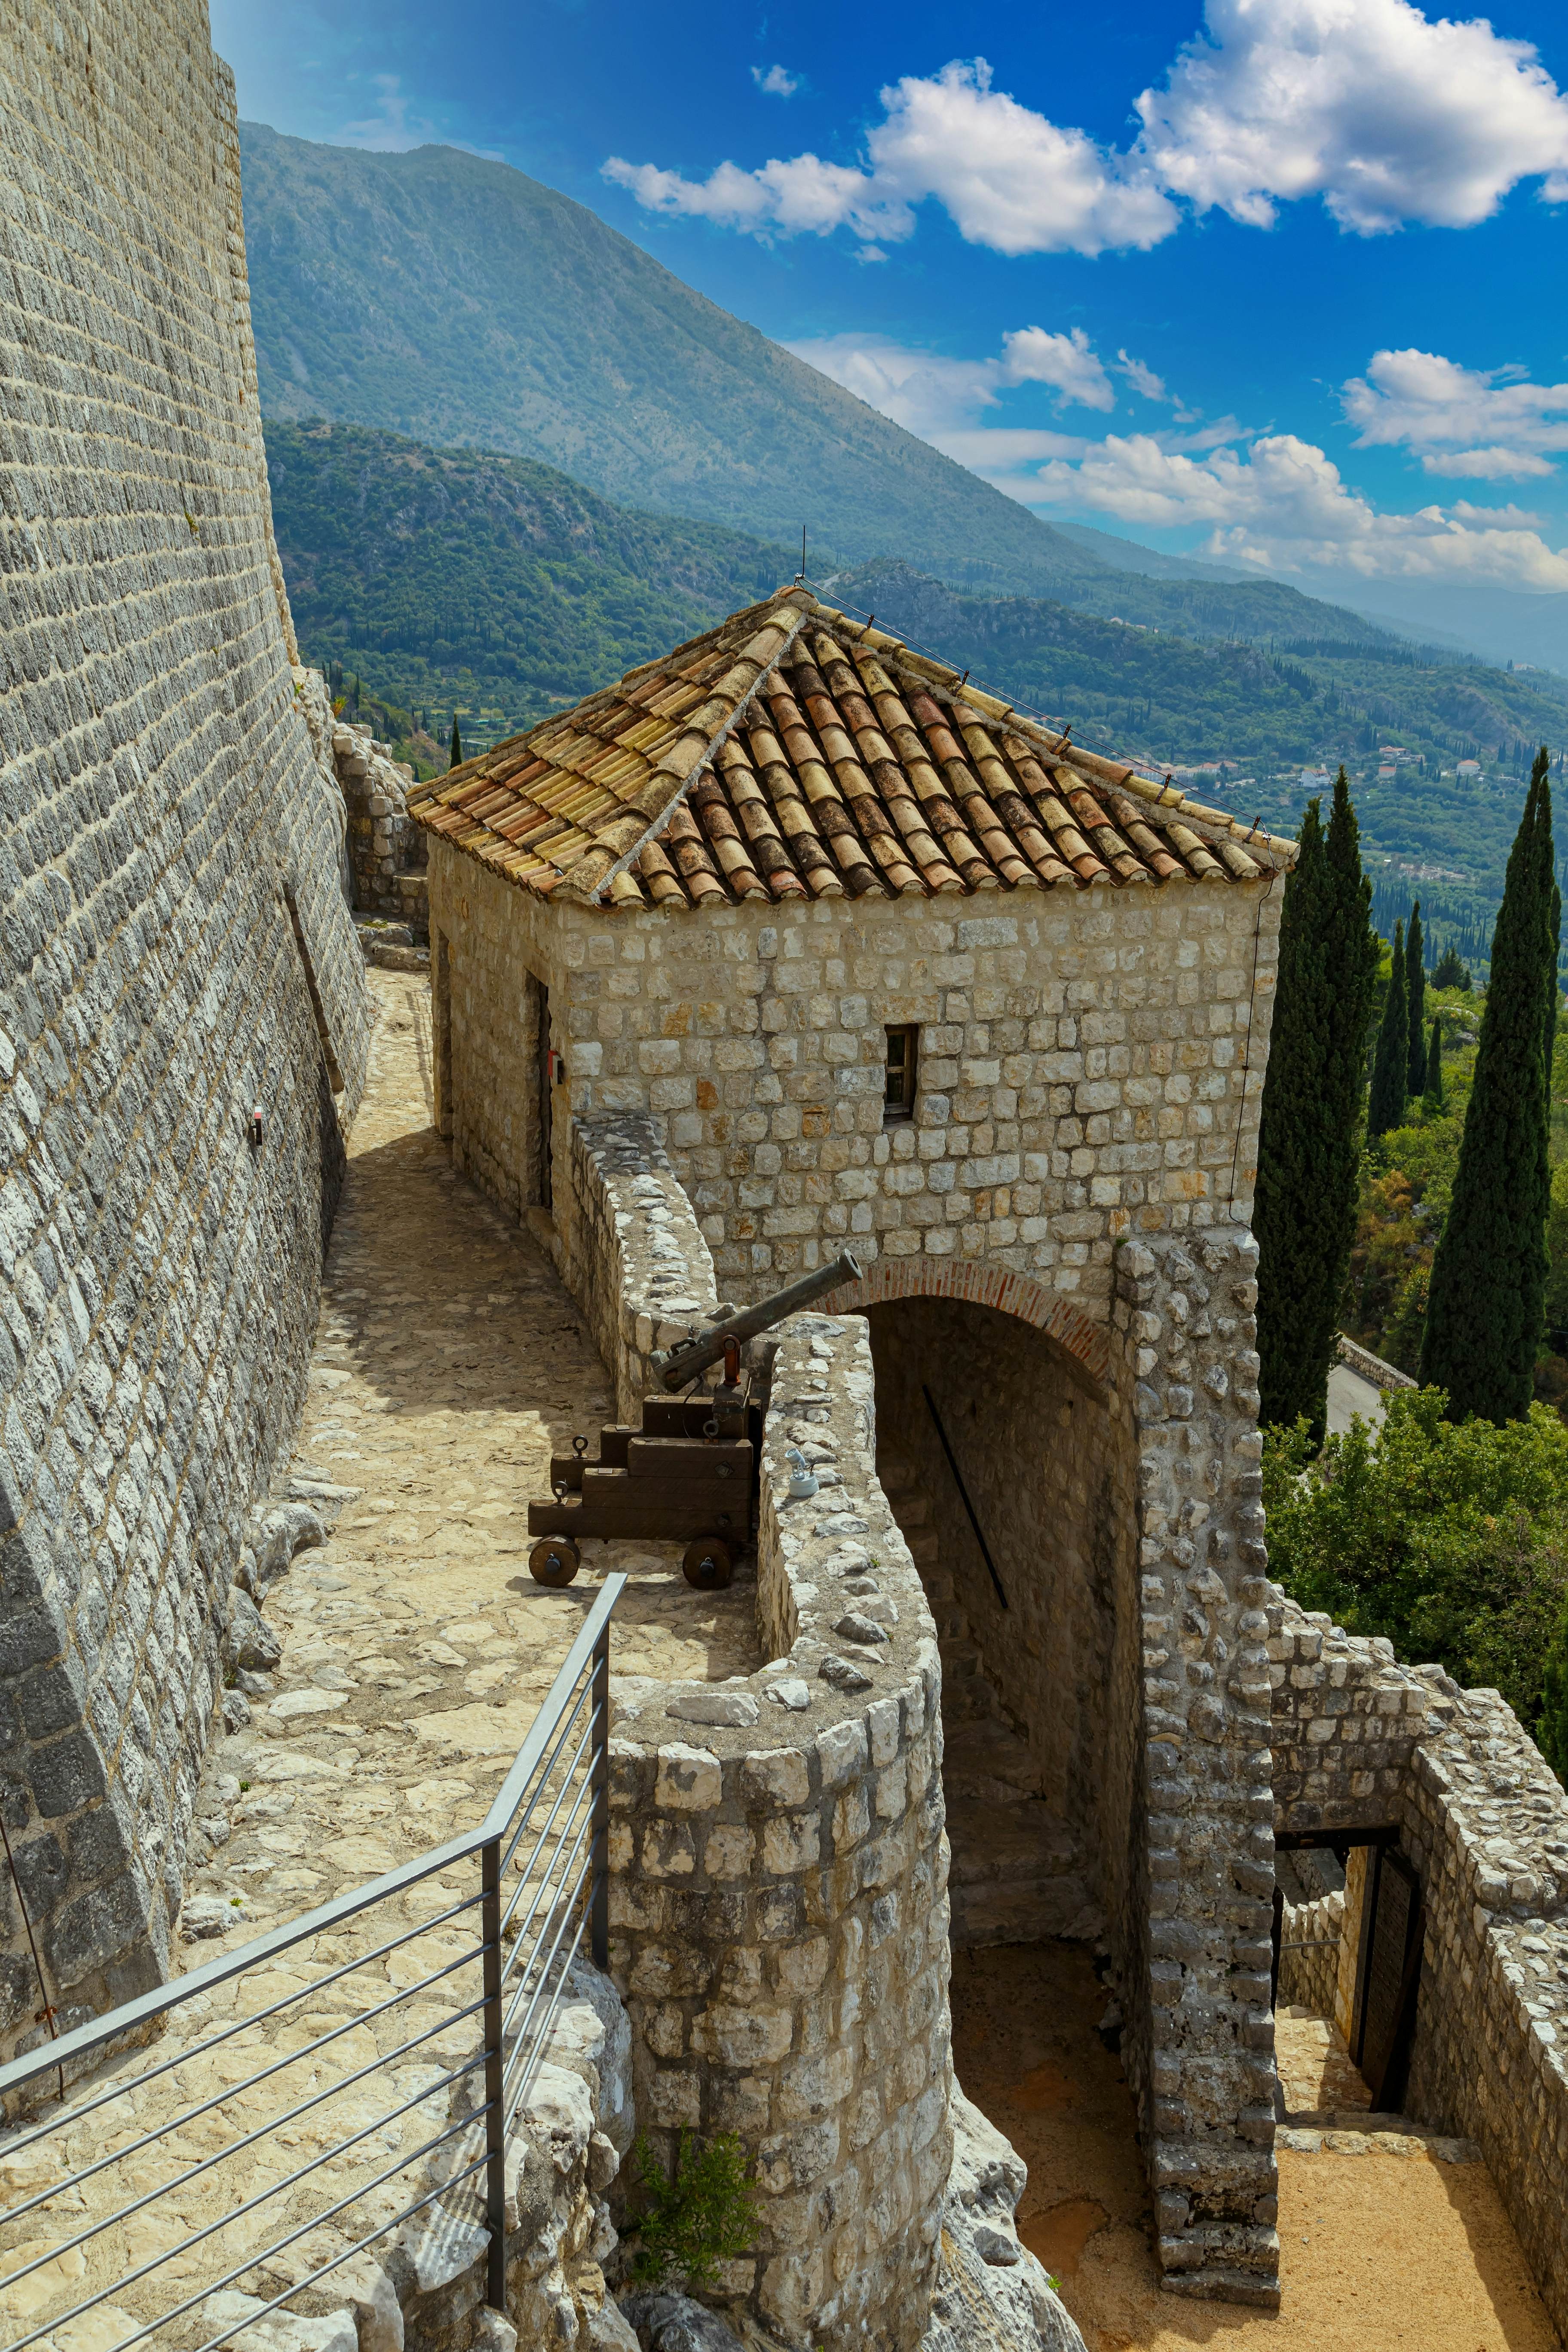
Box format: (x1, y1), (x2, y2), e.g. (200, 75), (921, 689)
(527, 1252), (861, 1590)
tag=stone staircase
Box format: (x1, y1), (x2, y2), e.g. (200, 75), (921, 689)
(877, 1454), (1097, 1947)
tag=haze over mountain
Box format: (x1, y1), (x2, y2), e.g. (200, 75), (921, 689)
(240, 123), (1429, 660)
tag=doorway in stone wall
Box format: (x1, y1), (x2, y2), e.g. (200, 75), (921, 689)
(531, 975), (552, 1213)
(864, 1288), (1146, 2298)
(1274, 1830), (1423, 2121)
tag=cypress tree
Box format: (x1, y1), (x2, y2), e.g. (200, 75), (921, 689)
(1255, 770), (1380, 1434)
(1421, 754), (1556, 1421)
(1367, 920), (1409, 1142)
(1405, 901), (1427, 1098)
(1424, 1017), (1445, 1109)
(449, 715), (463, 770)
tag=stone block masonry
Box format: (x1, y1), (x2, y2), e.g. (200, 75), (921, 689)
(0, 3), (370, 2054)
(424, 859), (1283, 1325)
(608, 1314), (955, 2351)
(1268, 1595), (1568, 2342)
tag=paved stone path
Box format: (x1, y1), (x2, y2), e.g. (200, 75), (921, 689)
(0, 971), (757, 2347)
(186, 968), (760, 1948)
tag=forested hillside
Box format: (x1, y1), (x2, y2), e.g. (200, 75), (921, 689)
(265, 421), (790, 738)
(267, 421), (1568, 932)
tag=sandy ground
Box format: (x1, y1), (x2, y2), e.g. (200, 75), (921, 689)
(952, 1942), (1561, 2352)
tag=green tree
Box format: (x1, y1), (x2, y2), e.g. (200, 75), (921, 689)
(449, 714), (463, 769)
(1421, 755), (1556, 1422)
(1262, 1390), (1568, 1730)
(1255, 772), (1381, 1435)
(1424, 1016), (1445, 1109)
(1405, 900), (1427, 1097)
(1368, 919), (1409, 1142)
(1540, 1607), (1568, 1787)
(1432, 946), (1472, 990)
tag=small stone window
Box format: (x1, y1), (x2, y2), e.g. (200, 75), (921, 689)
(883, 1025), (919, 1124)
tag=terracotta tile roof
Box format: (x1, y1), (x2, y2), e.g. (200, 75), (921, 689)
(406, 587), (1297, 910)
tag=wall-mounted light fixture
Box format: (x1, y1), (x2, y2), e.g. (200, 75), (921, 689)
(249, 1103), (264, 1150)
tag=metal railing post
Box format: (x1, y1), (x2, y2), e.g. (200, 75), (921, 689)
(481, 1833), (506, 2309)
(590, 1619), (611, 1971)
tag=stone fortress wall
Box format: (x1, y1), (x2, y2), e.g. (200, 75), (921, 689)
(0, 1), (370, 2055)
(1268, 1597), (1568, 2341)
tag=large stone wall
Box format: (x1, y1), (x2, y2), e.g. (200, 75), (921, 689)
(0, 0), (370, 2053)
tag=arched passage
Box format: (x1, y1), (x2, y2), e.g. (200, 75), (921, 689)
(861, 1289), (1140, 1960)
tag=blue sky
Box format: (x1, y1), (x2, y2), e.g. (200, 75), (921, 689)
(212, 0), (1568, 597)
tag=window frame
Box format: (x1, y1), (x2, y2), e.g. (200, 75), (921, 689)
(883, 1023), (919, 1125)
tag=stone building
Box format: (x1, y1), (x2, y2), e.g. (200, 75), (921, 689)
(410, 586), (1298, 2305)
(0, 0), (369, 2056)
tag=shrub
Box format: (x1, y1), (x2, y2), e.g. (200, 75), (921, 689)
(1262, 1388), (1568, 1740)
(628, 2129), (760, 2288)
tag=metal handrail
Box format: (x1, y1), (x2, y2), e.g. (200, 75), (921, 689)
(0, 1572), (625, 2349)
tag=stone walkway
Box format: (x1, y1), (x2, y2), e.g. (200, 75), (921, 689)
(0, 970), (757, 2347)
(185, 968), (759, 1949)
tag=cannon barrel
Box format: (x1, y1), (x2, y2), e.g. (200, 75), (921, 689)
(651, 1251), (864, 1390)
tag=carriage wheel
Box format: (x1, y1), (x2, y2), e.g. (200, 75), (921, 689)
(530, 1536), (581, 1587)
(682, 1536), (734, 1591)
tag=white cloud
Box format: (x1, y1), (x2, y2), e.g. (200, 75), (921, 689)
(1419, 446), (1556, 480)
(1137, 0), (1568, 234)
(1115, 349), (1167, 402)
(334, 74), (435, 152)
(752, 64), (801, 98)
(1342, 347), (1568, 481)
(605, 7), (1568, 257)
(605, 59), (1174, 256)
(602, 152), (909, 243)
(1032, 429), (1568, 587)
(787, 326), (1124, 445)
(862, 61), (1176, 257)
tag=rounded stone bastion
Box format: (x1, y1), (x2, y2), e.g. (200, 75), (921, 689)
(606, 1313), (952, 2351)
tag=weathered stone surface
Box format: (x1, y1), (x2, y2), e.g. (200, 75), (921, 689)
(618, 2290), (750, 2351)
(920, 2093), (1087, 2352)
(0, 0), (371, 2047)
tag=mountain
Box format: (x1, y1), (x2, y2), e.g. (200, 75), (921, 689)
(264, 420), (791, 742)
(1286, 575), (1568, 677)
(239, 123), (1418, 658)
(241, 122), (1097, 591)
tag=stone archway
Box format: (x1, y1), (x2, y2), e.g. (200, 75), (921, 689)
(856, 1286), (1139, 1958)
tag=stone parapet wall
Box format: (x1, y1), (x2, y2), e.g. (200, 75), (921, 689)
(329, 720), (430, 929)
(608, 1316), (952, 2350)
(568, 1114), (720, 1421)
(1266, 1592), (1568, 2340)
(0, 0), (371, 2052)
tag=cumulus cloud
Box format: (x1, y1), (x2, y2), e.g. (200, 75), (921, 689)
(752, 64), (801, 98)
(787, 325), (1160, 446)
(602, 152), (909, 243)
(1033, 429), (1568, 587)
(1342, 347), (1568, 478)
(1137, 0), (1568, 234)
(606, 7), (1568, 257)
